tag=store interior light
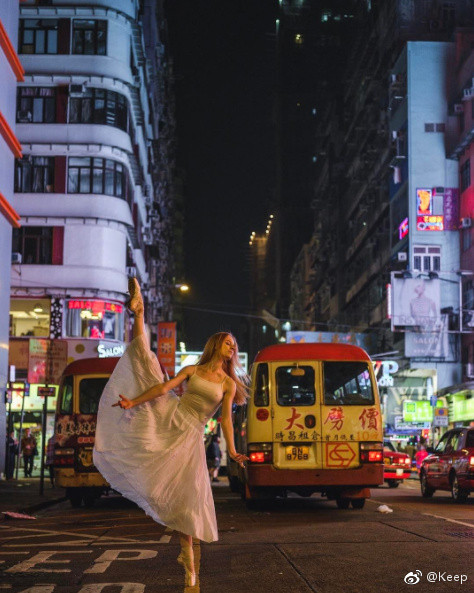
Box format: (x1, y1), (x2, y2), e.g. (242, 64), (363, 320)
(33, 303), (43, 313)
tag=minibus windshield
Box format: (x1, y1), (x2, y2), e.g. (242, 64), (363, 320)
(276, 366), (315, 406)
(323, 362), (374, 405)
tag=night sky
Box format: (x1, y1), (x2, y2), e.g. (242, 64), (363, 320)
(166, 0), (276, 349)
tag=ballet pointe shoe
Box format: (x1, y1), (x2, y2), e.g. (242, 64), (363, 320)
(127, 277), (144, 316)
(177, 546), (196, 587)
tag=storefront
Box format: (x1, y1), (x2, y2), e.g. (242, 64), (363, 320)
(437, 382), (474, 429)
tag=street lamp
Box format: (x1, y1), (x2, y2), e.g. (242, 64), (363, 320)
(175, 283), (189, 293)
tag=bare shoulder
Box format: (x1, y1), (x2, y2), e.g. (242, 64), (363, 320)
(223, 375), (236, 395)
(178, 365), (196, 379)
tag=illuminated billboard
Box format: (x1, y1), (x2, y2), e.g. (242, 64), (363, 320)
(416, 188), (432, 215)
(416, 215), (444, 231)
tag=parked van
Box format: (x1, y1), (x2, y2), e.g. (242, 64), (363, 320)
(54, 357), (119, 507)
(228, 343), (384, 509)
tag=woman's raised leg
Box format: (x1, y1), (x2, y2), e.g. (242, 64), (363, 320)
(128, 277), (145, 339)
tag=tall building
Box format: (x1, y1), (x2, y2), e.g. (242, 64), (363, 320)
(7, 0), (176, 457)
(0, 0), (22, 478)
(288, 0), (474, 437)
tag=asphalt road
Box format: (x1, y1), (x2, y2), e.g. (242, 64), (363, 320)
(0, 479), (472, 593)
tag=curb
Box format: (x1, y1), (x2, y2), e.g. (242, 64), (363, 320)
(20, 496), (68, 515)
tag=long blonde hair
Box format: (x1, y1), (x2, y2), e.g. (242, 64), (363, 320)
(198, 332), (249, 405)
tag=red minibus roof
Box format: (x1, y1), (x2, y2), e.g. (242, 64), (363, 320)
(255, 343), (371, 363)
(61, 357), (120, 377)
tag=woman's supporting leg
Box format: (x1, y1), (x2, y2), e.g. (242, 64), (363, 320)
(177, 532), (195, 585)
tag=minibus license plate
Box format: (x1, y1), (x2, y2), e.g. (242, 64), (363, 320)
(285, 446), (309, 461)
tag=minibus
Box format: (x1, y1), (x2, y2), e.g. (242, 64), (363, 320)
(228, 343), (384, 509)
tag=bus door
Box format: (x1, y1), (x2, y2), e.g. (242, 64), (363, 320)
(270, 361), (324, 470)
(320, 360), (382, 470)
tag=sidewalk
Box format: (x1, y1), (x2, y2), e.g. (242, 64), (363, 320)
(0, 477), (66, 517)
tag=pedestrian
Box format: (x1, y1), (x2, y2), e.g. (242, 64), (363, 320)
(45, 434), (56, 486)
(20, 428), (37, 478)
(5, 431), (18, 480)
(93, 278), (249, 587)
(415, 442), (429, 473)
(206, 434), (222, 482)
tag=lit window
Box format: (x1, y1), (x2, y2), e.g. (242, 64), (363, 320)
(9, 298), (51, 337)
(294, 33), (303, 45)
(413, 245), (441, 272)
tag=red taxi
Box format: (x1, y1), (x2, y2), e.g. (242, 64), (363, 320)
(383, 440), (411, 488)
(420, 428), (474, 502)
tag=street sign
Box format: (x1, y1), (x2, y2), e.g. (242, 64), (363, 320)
(433, 416), (448, 427)
(38, 387), (55, 398)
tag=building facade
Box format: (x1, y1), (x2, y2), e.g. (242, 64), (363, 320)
(7, 0), (176, 461)
(0, 0), (22, 476)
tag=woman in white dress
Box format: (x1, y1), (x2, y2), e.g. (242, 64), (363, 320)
(93, 279), (249, 586)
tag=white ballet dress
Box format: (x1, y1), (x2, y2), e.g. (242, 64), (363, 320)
(93, 334), (224, 542)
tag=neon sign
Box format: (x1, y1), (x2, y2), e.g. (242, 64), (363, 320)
(416, 215), (444, 231)
(399, 217), (409, 240)
(67, 300), (123, 314)
(416, 188), (432, 215)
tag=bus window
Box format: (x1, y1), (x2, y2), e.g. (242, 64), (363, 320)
(79, 378), (109, 414)
(323, 362), (374, 406)
(276, 366), (315, 406)
(254, 363), (269, 406)
(59, 376), (73, 414)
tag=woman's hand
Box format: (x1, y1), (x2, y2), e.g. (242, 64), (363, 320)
(229, 451), (249, 468)
(112, 394), (135, 409)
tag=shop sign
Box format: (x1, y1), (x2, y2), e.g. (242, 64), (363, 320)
(157, 321), (176, 377)
(28, 339), (68, 384)
(97, 343), (125, 358)
(373, 360), (399, 387)
(67, 300), (123, 314)
(403, 400), (432, 423)
(416, 188), (433, 215)
(38, 387), (55, 398)
(416, 215), (444, 231)
(443, 188), (460, 230)
(451, 395), (474, 422)
(395, 415), (430, 430)
(9, 383), (57, 412)
(399, 217), (409, 240)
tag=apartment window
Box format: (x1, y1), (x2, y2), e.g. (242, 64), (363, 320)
(72, 20), (106, 55)
(20, 19), (58, 54)
(69, 88), (128, 131)
(464, 280), (473, 310)
(15, 157), (55, 193)
(424, 123), (445, 133)
(413, 245), (441, 272)
(461, 159), (471, 192)
(17, 87), (56, 123)
(12, 226), (53, 264)
(68, 157), (126, 198)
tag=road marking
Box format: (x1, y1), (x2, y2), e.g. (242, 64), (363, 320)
(422, 513), (474, 528)
(1, 524), (171, 547)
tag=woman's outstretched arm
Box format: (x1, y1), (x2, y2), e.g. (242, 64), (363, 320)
(113, 366), (194, 409)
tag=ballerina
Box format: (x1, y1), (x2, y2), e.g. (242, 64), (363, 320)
(93, 278), (249, 587)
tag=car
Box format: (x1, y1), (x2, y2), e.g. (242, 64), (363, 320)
(383, 440), (411, 487)
(420, 428), (474, 502)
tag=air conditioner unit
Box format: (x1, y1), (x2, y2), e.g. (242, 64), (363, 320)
(143, 184), (152, 198)
(432, 186), (444, 196)
(397, 252), (407, 262)
(144, 195), (152, 207)
(126, 266), (137, 277)
(463, 88), (473, 100)
(70, 84), (85, 96)
(466, 363), (474, 379)
(460, 217), (472, 228)
(17, 110), (32, 123)
(11, 252), (22, 264)
(454, 103), (464, 114)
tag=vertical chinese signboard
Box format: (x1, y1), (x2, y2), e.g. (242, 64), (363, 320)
(28, 339), (68, 384)
(157, 322), (176, 377)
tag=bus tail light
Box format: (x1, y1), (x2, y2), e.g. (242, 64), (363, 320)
(470, 456), (474, 466)
(248, 443), (272, 463)
(54, 448), (75, 466)
(360, 442), (383, 463)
